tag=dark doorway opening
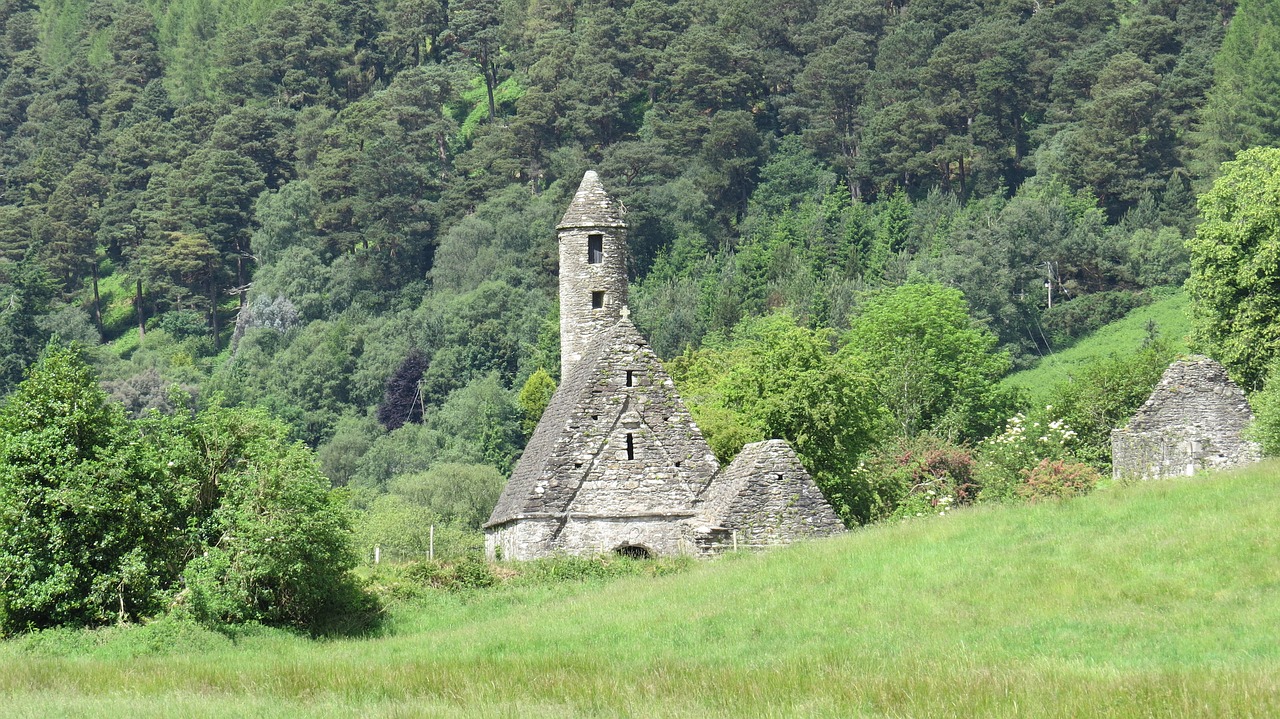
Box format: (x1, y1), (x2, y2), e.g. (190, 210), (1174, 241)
(615, 544), (652, 559)
(592, 291), (605, 309)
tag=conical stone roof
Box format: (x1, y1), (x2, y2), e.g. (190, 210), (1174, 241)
(557, 170), (626, 229)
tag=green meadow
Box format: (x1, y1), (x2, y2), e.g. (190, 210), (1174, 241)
(1004, 290), (1193, 404)
(3, 461), (1279, 717)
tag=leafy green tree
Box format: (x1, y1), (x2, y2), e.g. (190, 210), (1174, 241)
(1187, 147), (1280, 388)
(1246, 361), (1280, 456)
(158, 147), (266, 305)
(1193, 0), (1280, 179)
(0, 258), (57, 393)
(379, 0), (448, 70)
(517, 367), (556, 436)
(389, 463), (504, 530)
(843, 282), (1015, 441)
(450, 0), (505, 121)
(668, 312), (883, 519)
(0, 344), (376, 633)
(0, 344), (181, 631)
(1056, 52), (1175, 215)
(172, 402), (372, 632)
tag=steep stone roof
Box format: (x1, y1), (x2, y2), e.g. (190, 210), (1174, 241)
(1123, 355), (1252, 432)
(486, 317), (719, 528)
(556, 170), (626, 230)
(1111, 355), (1260, 479)
(696, 440), (844, 538)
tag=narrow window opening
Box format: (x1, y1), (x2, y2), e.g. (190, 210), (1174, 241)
(591, 291), (605, 309)
(626, 370), (634, 387)
(588, 234), (604, 264)
(674, 461), (682, 468)
(626, 433), (635, 460)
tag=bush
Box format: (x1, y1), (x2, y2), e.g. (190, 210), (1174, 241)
(170, 406), (378, 633)
(1246, 363), (1280, 456)
(403, 556), (495, 590)
(1037, 339), (1176, 470)
(153, 309), (209, 341)
(1018, 459), (1099, 502)
(0, 345), (378, 635)
(392, 553), (694, 594)
(508, 554), (693, 585)
(851, 435), (977, 523)
(975, 410), (1081, 502)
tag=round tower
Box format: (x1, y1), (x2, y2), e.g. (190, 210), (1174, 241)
(557, 170), (627, 372)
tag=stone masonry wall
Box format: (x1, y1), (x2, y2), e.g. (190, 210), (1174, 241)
(1111, 356), (1260, 479)
(484, 319), (720, 560)
(558, 171), (628, 371)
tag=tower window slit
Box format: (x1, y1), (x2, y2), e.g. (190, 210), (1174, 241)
(591, 291), (605, 309)
(626, 370), (633, 387)
(626, 433), (635, 460)
(588, 234), (604, 264)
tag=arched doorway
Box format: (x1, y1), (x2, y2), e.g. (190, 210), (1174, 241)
(614, 544), (653, 559)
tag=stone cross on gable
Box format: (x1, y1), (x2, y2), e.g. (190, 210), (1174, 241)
(620, 305), (631, 319)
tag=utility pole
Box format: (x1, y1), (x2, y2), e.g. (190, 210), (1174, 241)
(1044, 261), (1054, 309)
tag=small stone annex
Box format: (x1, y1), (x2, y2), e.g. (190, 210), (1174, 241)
(484, 171), (845, 560)
(1111, 355), (1261, 480)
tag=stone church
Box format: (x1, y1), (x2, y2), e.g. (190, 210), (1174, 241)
(484, 171), (844, 560)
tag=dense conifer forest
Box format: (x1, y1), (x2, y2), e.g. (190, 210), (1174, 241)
(2, 0), (1280, 632)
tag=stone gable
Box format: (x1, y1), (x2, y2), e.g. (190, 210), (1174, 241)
(692, 440), (845, 552)
(485, 318), (721, 559)
(1111, 356), (1260, 479)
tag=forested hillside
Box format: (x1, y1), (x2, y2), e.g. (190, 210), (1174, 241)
(0, 0), (1276, 556)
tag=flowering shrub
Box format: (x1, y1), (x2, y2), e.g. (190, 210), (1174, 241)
(976, 407), (1082, 501)
(851, 435), (977, 522)
(1018, 459), (1099, 502)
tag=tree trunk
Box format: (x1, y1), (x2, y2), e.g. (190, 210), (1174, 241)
(483, 55), (497, 120)
(209, 282), (219, 350)
(135, 277), (145, 340)
(91, 263), (103, 340)
(235, 240), (247, 308)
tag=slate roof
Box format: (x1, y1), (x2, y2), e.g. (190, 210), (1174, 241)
(485, 316), (719, 528)
(697, 439), (844, 535)
(1124, 355), (1251, 432)
(557, 170), (626, 229)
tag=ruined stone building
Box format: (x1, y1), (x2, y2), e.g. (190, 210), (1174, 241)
(484, 171), (844, 560)
(1111, 356), (1261, 480)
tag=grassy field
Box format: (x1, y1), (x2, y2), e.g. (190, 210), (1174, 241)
(3, 462), (1280, 717)
(1004, 290), (1192, 403)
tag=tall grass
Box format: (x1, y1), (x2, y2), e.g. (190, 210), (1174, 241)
(2, 463), (1279, 717)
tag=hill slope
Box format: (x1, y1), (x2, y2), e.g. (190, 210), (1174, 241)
(1004, 290), (1192, 403)
(3, 463), (1279, 717)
